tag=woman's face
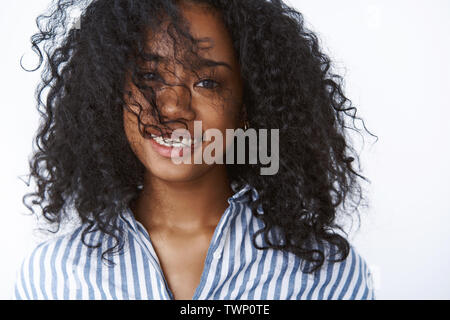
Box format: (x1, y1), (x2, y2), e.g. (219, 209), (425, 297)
(123, 1), (244, 183)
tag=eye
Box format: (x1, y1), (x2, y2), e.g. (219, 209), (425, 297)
(196, 79), (219, 90)
(141, 72), (160, 81)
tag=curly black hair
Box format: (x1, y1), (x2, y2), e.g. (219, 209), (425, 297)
(21, 0), (377, 273)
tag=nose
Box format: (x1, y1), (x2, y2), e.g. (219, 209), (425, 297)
(156, 84), (196, 123)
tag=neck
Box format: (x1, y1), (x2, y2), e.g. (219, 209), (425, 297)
(131, 165), (234, 231)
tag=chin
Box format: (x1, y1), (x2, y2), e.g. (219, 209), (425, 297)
(147, 160), (211, 183)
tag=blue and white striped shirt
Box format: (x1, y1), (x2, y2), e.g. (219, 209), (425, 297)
(14, 183), (375, 300)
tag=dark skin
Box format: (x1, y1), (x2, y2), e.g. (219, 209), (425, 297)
(123, 1), (245, 299)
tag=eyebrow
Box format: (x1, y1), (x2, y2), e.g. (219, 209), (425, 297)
(141, 52), (233, 71)
(197, 57), (233, 71)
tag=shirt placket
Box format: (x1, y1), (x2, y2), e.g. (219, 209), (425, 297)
(192, 199), (239, 299)
(120, 210), (174, 299)
(134, 221), (175, 299)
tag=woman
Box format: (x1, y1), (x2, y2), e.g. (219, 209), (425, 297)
(15, 0), (376, 300)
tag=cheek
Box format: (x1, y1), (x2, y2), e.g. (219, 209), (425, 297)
(199, 107), (241, 154)
(201, 99), (242, 128)
(123, 109), (164, 173)
(123, 109), (144, 157)
(201, 112), (239, 143)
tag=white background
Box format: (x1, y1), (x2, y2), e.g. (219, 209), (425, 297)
(1, 0), (449, 299)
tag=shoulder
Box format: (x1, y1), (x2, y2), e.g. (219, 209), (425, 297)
(317, 244), (376, 300)
(13, 226), (88, 300)
(285, 243), (375, 300)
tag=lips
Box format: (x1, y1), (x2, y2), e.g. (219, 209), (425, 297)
(148, 136), (186, 158)
(144, 127), (203, 143)
(151, 134), (197, 147)
(144, 128), (175, 139)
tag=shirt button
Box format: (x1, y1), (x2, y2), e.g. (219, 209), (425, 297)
(213, 251), (222, 260)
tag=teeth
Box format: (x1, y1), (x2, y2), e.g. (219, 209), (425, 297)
(151, 134), (201, 148)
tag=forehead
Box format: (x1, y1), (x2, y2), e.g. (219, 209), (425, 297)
(143, 2), (238, 69)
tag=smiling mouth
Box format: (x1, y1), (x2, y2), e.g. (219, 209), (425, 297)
(150, 133), (203, 148)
